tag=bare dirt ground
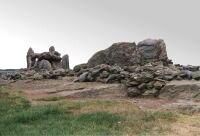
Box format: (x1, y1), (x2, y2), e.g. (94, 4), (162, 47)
(6, 77), (200, 136)
(8, 77), (200, 108)
(9, 77), (126, 104)
(8, 77), (174, 108)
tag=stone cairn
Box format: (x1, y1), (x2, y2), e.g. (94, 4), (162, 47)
(74, 39), (200, 97)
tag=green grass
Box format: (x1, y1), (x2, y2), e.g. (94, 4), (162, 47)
(0, 85), (178, 136)
(0, 86), (31, 115)
(0, 86), (124, 136)
(35, 96), (66, 101)
(142, 111), (176, 122)
(0, 106), (123, 136)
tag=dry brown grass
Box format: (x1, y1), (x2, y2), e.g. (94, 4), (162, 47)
(67, 99), (140, 115)
(167, 114), (200, 136)
(53, 99), (176, 135)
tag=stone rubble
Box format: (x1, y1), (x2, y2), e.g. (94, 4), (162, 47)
(74, 62), (200, 97)
(74, 39), (200, 97)
(1, 39), (200, 98)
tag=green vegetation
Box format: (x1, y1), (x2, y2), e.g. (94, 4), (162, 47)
(0, 86), (124, 136)
(0, 86), (178, 136)
(35, 96), (66, 101)
(0, 86), (31, 115)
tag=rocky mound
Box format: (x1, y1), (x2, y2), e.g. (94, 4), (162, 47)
(1, 38), (200, 100)
(74, 62), (179, 96)
(87, 39), (171, 68)
(74, 39), (200, 97)
(74, 62), (200, 97)
(0, 68), (75, 81)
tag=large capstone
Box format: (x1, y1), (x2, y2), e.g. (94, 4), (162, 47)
(87, 39), (170, 68)
(87, 42), (137, 68)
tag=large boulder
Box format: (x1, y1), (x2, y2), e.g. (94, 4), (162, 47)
(87, 39), (170, 68)
(127, 87), (142, 97)
(87, 42), (137, 68)
(38, 59), (52, 71)
(73, 63), (88, 73)
(136, 39), (169, 64)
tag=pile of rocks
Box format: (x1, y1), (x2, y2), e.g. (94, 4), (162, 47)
(74, 62), (182, 97)
(124, 62), (180, 97)
(0, 68), (74, 81)
(74, 62), (200, 97)
(0, 70), (21, 80)
(74, 64), (124, 83)
(74, 39), (200, 97)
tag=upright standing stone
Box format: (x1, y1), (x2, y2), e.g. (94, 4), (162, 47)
(26, 47), (36, 69)
(62, 54), (70, 69)
(48, 46), (62, 69)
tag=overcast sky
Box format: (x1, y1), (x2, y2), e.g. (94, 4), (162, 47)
(0, 0), (199, 69)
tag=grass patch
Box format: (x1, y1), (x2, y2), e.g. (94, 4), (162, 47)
(175, 105), (200, 115)
(0, 86), (178, 136)
(178, 114), (200, 127)
(59, 99), (177, 135)
(0, 107), (124, 136)
(11, 105), (65, 123)
(35, 96), (66, 101)
(61, 99), (140, 115)
(0, 86), (31, 115)
(123, 110), (177, 135)
(0, 87), (124, 136)
(142, 111), (176, 122)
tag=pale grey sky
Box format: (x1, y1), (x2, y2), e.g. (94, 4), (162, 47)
(0, 0), (199, 69)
